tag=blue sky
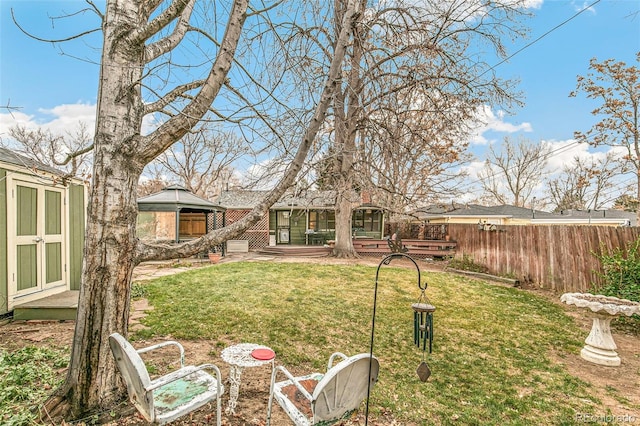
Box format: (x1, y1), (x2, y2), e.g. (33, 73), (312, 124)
(1, 0), (639, 206)
(478, 0), (639, 143)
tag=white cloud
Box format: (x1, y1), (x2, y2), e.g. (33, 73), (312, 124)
(460, 159), (486, 181)
(241, 159), (285, 190)
(542, 139), (589, 172)
(0, 102), (161, 142)
(0, 103), (96, 140)
(468, 105), (533, 145)
(523, 0), (543, 9)
(541, 139), (626, 176)
(572, 1), (597, 14)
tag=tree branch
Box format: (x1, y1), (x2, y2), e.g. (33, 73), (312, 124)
(144, 0), (195, 62)
(11, 8), (101, 43)
(136, 0), (361, 262)
(137, 0), (249, 163)
(143, 80), (205, 115)
(127, 0), (192, 46)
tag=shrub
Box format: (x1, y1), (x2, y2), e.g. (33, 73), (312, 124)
(593, 238), (640, 302)
(448, 254), (489, 274)
(592, 238), (640, 334)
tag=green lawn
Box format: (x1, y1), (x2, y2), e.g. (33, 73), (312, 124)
(132, 261), (601, 425)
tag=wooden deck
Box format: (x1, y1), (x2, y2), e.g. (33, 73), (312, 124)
(259, 239), (457, 259)
(13, 291), (79, 321)
(258, 245), (332, 257)
(352, 239), (456, 259)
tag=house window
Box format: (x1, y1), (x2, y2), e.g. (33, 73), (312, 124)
(309, 210), (335, 231)
(353, 209), (379, 232)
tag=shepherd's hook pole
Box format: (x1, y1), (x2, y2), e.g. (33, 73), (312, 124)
(365, 253), (424, 426)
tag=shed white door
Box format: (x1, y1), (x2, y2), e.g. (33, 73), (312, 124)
(11, 180), (66, 296)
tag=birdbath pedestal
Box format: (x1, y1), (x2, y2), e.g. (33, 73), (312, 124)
(561, 293), (640, 367)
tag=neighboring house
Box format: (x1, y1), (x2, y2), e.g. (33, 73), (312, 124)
(411, 203), (635, 227)
(541, 209), (636, 227)
(215, 190), (385, 249)
(0, 148), (87, 316)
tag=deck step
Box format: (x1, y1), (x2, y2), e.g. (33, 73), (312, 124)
(13, 291), (79, 321)
(258, 245), (331, 257)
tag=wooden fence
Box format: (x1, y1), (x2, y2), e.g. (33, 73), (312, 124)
(448, 224), (640, 293)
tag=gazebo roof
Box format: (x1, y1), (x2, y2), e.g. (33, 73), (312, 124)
(137, 185), (225, 212)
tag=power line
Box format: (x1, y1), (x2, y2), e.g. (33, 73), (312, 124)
(477, 0), (603, 80)
(447, 0), (607, 195)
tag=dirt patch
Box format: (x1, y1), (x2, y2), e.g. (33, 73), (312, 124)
(1, 255), (638, 424)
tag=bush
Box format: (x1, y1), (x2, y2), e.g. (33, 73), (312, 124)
(592, 238), (640, 334)
(593, 238), (640, 303)
(447, 254), (489, 274)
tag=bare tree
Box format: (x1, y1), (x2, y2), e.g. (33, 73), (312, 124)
(146, 124), (248, 199)
(613, 193), (639, 212)
(478, 136), (550, 207)
(137, 175), (170, 197)
(2, 123), (93, 178)
(319, 0), (529, 256)
(547, 153), (623, 211)
(14, 0), (362, 419)
(571, 53), (640, 222)
(357, 87), (473, 214)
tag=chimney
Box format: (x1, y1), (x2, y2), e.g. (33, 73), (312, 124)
(361, 191), (371, 204)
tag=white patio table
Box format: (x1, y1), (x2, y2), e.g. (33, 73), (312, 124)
(221, 343), (275, 414)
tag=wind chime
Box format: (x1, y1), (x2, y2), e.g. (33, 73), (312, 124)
(412, 286), (435, 382)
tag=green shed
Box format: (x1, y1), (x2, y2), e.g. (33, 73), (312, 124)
(0, 148), (87, 317)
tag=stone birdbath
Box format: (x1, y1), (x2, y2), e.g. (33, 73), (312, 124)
(561, 292), (640, 366)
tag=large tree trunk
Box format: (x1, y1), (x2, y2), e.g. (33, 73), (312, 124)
(331, 81), (358, 257)
(45, 0), (150, 417)
(331, 69), (356, 257)
(65, 157), (141, 413)
(333, 181), (356, 257)
(331, 0), (365, 258)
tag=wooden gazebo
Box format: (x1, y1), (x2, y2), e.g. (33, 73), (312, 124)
(137, 185), (225, 243)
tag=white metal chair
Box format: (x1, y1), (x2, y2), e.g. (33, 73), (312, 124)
(109, 333), (224, 425)
(266, 352), (379, 426)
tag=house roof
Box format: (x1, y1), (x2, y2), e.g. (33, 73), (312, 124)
(553, 209), (636, 226)
(413, 203), (636, 226)
(0, 147), (66, 177)
(138, 185), (225, 212)
(415, 203), (556, 220)
(215, 189), (384, 211)
(275, 191), (337, 208)
(214, 190), (269, 209)
(216, 190), (338, 209)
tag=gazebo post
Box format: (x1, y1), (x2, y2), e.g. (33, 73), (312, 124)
(175, 208), (181, 243)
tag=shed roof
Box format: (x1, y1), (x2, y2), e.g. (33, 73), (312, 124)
(138, 185), (225, 212)
(0, 147), (66, 177)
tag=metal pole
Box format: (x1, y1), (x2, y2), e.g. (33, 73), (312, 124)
(365, 253), (424, 425)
